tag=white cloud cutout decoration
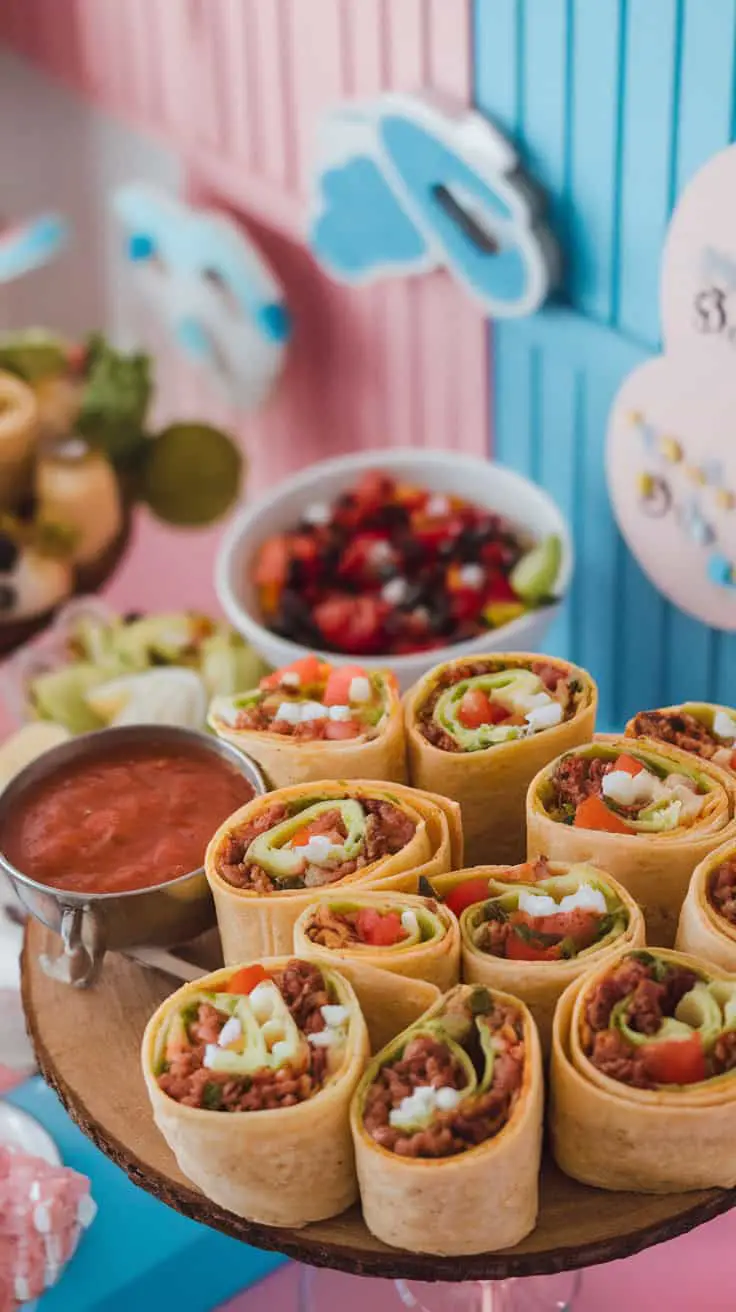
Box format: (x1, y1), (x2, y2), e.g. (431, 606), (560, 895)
(607, 143), (736, 631)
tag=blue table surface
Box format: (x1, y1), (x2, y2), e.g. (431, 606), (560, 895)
(4, 1079), (286, 1312)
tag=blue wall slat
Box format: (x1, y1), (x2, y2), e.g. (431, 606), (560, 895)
(676, 0), (736, 188)
(476, 0), (736, 730)
(515, 0), (570, 242)
(715, 632), (736, 708)
(615, 0), (681, 345)
(472, 0), (520, 138)
(567, 0), (624, 323)
(492, 326), (534, 477)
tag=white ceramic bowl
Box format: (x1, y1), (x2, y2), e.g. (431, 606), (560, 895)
(215, 448), (573, 691)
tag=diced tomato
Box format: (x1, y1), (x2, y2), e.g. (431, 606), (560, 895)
(324, 719), (362, 739)
(613, 753), (644, 777)
(641, 1034), (706, 1085)
(314, 594), (389, 656)
(513, 908), (601, 950)
(483, 571), (518, 604)
(323, 664), (368, 706)
(444, 878), (491, 917)
(227, 963), (269, 994)
(411, 513), (465, 551)
(574, 794), (632, 834)
(354, 471), (395, 508)
(254, 534), (290, 588)
(457, 687), (510, 730)
(290, 821), (322, 847)
(506, 932), (559, 962)
(337, 533), (393, 585)
(355, 907), (406, 947)
(260, 654), (329, 691)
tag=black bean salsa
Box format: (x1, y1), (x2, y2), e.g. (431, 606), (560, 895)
(253, 471), (561, 658)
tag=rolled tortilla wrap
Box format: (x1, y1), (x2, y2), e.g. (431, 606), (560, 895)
(301, 956), (441, 1053)
(206, 780), (462, 963)
(446, 862), (645, 1055)
(625, 702), (736, 775)
(293, 890), (460, 993)
(676, 840), (736, 971)
(351, 982), (542, 1255)
(527, 737), (736, 947)
(209, 656), (406, 788)
(551, 947), (736, 1191)
(404, 653), (597, 866)
(141, 956), (369, 1226)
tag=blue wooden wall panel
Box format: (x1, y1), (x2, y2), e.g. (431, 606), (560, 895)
(567, 0), (624, 323)
(474, 0), (736, 730)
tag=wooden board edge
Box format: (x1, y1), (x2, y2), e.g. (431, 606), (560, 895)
(19, 930), (736, 1282)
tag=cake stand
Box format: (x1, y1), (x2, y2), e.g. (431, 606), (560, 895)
(21, 922), (736, 1311)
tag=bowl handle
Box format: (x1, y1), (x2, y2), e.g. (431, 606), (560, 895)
(39, 905), (106, 988)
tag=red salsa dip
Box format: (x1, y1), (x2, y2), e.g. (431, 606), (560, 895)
(0, 741), (254, 895)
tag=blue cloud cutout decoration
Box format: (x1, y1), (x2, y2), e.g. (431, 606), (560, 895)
(311, 156), (427, 278)
(0, 212), (68, 283)
(309, 96), (557, 319)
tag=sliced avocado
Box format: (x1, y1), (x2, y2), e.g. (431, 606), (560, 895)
(247, 799), (367, 881)
(628, 797), (682, 833)
(30, 663), (107, 733)
(433, 669), (539, 751)
(477, 1015), (497, 1093)
(205, 986), (306, 1074)
(675, 983), (723, 1045)
(611, 998), (692, 1047)
(510, 534), (562, 603)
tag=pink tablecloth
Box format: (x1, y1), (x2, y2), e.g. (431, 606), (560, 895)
(221, 1211), (736, 1312)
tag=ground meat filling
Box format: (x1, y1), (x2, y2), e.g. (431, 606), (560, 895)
(216, 797), (416, 890)
(474, 904), (608, 959)
(548, 754), (615, 813)
(362, 1003), (524, 1158)
(418, 660), (580, 752)
(708, 859), (736, 925)
(630, 710), (719, 759)
(582, 955), (736, 1090)
(231, 700), (374, 741)
(157, 960), (332, 1111)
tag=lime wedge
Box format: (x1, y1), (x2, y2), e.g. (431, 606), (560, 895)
(510, 534), (562, 603)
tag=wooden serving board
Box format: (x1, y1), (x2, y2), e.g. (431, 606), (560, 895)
(21, 921), (736, 1283)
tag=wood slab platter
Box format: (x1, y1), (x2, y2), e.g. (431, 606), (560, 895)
(21, 920), (736, 1283)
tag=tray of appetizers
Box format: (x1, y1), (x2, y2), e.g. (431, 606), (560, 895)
(9, 633), (736, 1279)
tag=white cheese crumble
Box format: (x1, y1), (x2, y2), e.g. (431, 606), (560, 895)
(426, 494), (450, 516)
(280, 671), (301, 689)
(328, 704), (353, 721)
(202, 1043), (219, 1069)
(349, 675), (372, 703)
(517, 890), (558, 918)
(458, 563), (485, 589)
(526, 701), (563, 732)
(300, 701), (329, 722)
(518, 883), (607, 918)
(33, 1202), (51, 1234)
(321, 1004), (350, 1027)
(215, 699), (241, 726)
(303, 501), (331, 526)
(217, 1016), (243, 1048)
(271, 1038), (295, 1064)
(274, 700), (302, 725)
(382, 577), (408, 605)
(602, 768), (656, 807)
(369, 540), (394, 564)
(389, 1083), (462, 1128)
(400, 909), (419, 936)
(249, 981), (277, 1020)
(714, 710), (736, 741)
(308, 1026), (344, 1048)
(299, 834), (333, 864)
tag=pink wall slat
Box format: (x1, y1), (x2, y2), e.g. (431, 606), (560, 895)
(0, 0), (491, 484)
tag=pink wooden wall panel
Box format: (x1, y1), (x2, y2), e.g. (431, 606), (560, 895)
(0, 0), (489, 495)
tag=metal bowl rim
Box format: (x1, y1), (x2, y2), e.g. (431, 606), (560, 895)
(0, 723), (267, 904)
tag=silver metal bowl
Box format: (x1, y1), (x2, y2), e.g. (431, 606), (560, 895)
(0, 724), (266, 988)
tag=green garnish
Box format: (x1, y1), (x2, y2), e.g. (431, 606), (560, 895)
(469, 988), (493, 1016)
(202, 1082), (225, 1110)
(482, 901), (509, 923)
(76, 333), (152, 468)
